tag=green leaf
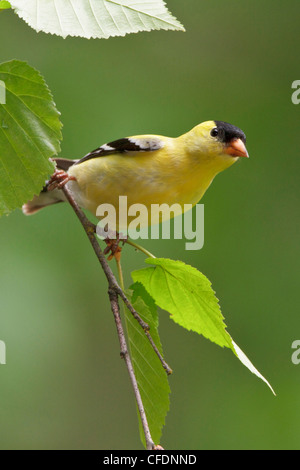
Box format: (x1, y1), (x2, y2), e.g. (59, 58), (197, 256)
(0, 60), (62, 216)
(0, 1), (11, 9)
(125, 282), (170, 447)
(132, 257), (233, 349)
(9, 0), (185, 39)
(132, 258), (275, 395)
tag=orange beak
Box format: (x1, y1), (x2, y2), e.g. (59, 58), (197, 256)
(225, 138), (249, 158)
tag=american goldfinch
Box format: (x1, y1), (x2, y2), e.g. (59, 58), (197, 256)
(22, 120), (248, 226)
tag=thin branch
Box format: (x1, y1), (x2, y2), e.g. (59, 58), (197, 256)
(60, 188), (149, 330)
(144, 330), (172, 375)
(60, 184), (161, 448)
(107, 287), (154, 450)
(61, 190), (172, 374)
(116, 256), (172, 377)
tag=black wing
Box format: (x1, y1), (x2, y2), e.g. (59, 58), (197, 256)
(76, 136), (164, 165)
(52, 158), (78, 171)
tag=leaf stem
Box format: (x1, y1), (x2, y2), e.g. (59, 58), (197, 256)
(116, 256), (125, 291)
(125, 239), (156, 259)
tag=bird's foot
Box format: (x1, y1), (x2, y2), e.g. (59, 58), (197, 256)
(103, 231), (127, 261)
(47, 169), (77, 191)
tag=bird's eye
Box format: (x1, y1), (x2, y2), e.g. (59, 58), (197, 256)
(210, 127), (219, 137)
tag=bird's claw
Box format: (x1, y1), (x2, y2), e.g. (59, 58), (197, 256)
(47, 169), (77, 191)
(103, 232), (127, 261)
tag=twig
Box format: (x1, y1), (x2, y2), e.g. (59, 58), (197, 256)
(144, 330), (172, 375)
(107, 287), (154, 450)
(116, 256), (172, 377)
(60, 190), (149, 331)
(71, 207), (172, 375)
(60, 185), (157, 448)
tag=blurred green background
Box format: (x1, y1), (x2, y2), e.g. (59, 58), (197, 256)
(1, 0), (300, 450)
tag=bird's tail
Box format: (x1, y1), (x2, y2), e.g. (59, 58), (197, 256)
(22, 190), (65, 215)
(22, 158), (77, 216)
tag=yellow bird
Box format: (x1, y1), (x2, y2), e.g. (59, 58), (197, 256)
(22, 120), (248, 227)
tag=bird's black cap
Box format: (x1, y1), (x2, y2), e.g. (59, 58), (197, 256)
(214, 121), (246, 144)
